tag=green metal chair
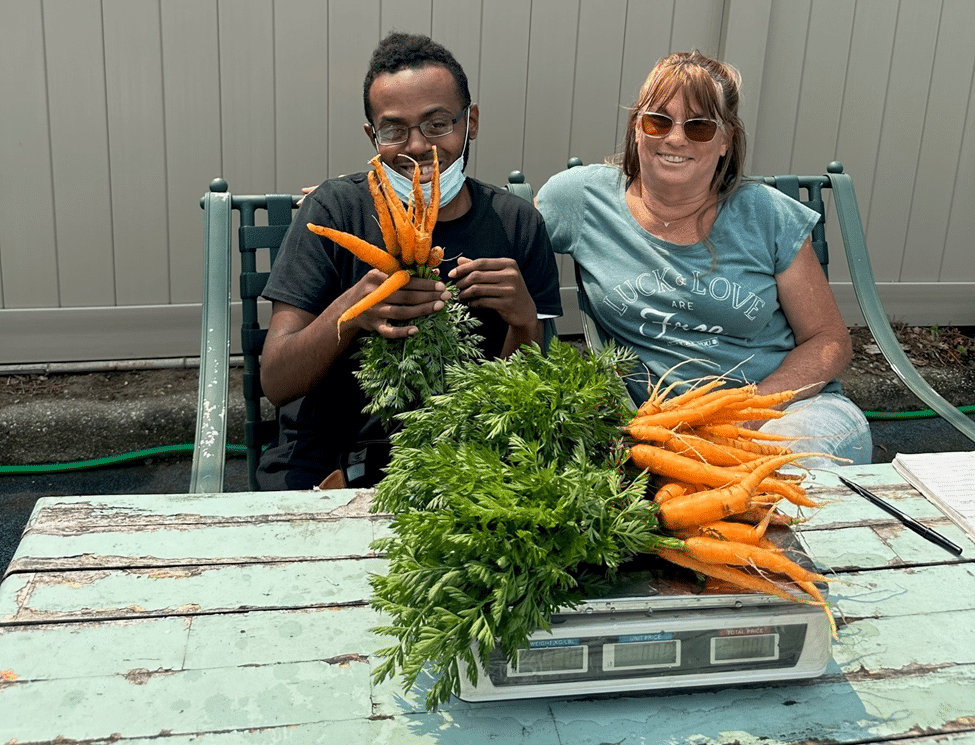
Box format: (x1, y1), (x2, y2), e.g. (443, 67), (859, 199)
(191, 172), (550, 493)
(191, 180), (298, 493)
(565, 159), (975, 445)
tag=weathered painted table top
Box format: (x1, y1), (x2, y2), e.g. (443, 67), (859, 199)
(1, 463), (974, 744)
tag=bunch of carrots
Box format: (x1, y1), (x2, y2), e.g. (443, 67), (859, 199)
(307, 148), (444, 333)
(627, 371), (838, 638)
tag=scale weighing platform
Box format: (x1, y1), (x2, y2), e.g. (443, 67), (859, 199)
(459, 528), (832, 702)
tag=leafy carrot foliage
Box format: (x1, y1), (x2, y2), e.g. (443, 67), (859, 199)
(369, 341), (682, 710)
(354, 287), (483, 426)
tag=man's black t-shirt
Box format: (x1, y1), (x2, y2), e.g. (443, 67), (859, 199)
(257, 172), (562, 490)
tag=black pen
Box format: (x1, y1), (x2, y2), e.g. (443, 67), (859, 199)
(837, 475), (963, 556)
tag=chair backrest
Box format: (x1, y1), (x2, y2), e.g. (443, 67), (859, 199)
(235, 190), (301, 489)
(192, 171), (550, 493)
(756, 174), (829, 277)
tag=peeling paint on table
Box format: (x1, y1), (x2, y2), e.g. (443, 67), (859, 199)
(1, 467), (973, 744)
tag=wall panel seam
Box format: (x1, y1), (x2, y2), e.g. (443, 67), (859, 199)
(865, 0), (900, 252)
(41, 0), (62, 307)
(99, 0), (118, 305)
(899, 0), (946, 279)
(156, 0), (173, 302)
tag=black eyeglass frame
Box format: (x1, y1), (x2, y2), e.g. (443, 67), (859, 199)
(372, 105), (470, 146)
(639, 112), (720, 143)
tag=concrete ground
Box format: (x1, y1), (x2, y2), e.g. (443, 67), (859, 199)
(2, 338), (973, 576)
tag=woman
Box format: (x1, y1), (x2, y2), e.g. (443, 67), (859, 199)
(536, 51), (871, 466)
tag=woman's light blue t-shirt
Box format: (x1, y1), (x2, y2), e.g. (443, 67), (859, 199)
(537, 163), (832, 403)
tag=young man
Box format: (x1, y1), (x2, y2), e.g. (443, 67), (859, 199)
(257, 32), (562, 490)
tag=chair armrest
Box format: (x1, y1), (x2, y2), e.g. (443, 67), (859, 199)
(189, 188), (233, 492)
(828, 167), (975, 444)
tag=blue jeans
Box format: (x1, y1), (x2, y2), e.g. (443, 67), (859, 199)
(759, 392), (873, 467)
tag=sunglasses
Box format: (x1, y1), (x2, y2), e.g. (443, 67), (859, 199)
(639, 112), (720, 143)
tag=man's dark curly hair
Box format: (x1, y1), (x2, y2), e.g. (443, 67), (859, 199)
(363, 32), (471, 123)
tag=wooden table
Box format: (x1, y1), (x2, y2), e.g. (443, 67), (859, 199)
(1, 464), (974, 744)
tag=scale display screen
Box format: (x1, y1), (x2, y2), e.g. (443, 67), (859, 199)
(491, 624), (806, 687)
(509, 643), (587, 677)
(605, 635), (681, 670)
(712, 632), (778, 663)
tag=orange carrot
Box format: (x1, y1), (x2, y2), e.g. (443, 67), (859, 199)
(663, 381), (750, 413)
(409, 159), (424, 229)
(672, 519), (780, 550)
(656, 549), (812, 606)
(657, 488), (778, 530)
(628, 422), (680, 444)
(426, 246), (444, 268)
(683, 536), (828, 585)
(706, 406), (788, 425)
(732, 507), (798, 527)
(653, 452), (807, 529)
(369, 155), (417, 264)
(722, 458), (823, 508)
(631, 444), (735, 485)
(307, 223), (401, 275)
(414, 236), (431, 267)
(423, 146), (440, 234)
(695, 431), (791, 456)
(658, 546), (835, 638)
(659, 433), (765, 467)
(336, 269), (411, 330)
(730, 475), (820, 508)
(367, 171), (400, 257)
(638, 375), (727, 417)
(630, 387), (754, 429)
(729, 387), (810, 411)
(631, 446), (801, 488)
(694, 423), (795, 442)
(654, 481), (690, 503)
(796, 579), (838, 639)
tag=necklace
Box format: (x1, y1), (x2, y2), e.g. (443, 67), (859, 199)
(647, 199), (707, 228)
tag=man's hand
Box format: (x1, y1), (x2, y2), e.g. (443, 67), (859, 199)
(447, 257), (537, 330)
(346, 270), (452, 339)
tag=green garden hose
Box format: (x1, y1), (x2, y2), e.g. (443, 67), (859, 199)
(864, 404), (975, 420)
(0, 444), (247, 475)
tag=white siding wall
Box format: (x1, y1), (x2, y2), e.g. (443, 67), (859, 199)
(0, 0), (972, 364)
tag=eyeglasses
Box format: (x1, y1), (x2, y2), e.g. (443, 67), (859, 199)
(373, 106), (469, 146)
(639, 112), (719, 143)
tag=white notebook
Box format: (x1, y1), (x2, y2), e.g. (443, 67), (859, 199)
(892, 451), (975, 543)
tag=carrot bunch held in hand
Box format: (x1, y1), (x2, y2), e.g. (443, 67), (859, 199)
(306, 147), (446, 333)
(310, 147), (483, 426)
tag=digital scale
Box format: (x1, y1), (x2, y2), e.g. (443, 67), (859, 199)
(459, 528), (832, 702)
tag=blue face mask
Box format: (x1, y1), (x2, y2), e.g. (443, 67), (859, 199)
(375, 110), (470, 207)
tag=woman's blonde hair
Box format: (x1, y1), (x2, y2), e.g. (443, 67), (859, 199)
(615, 50), (746, 200)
